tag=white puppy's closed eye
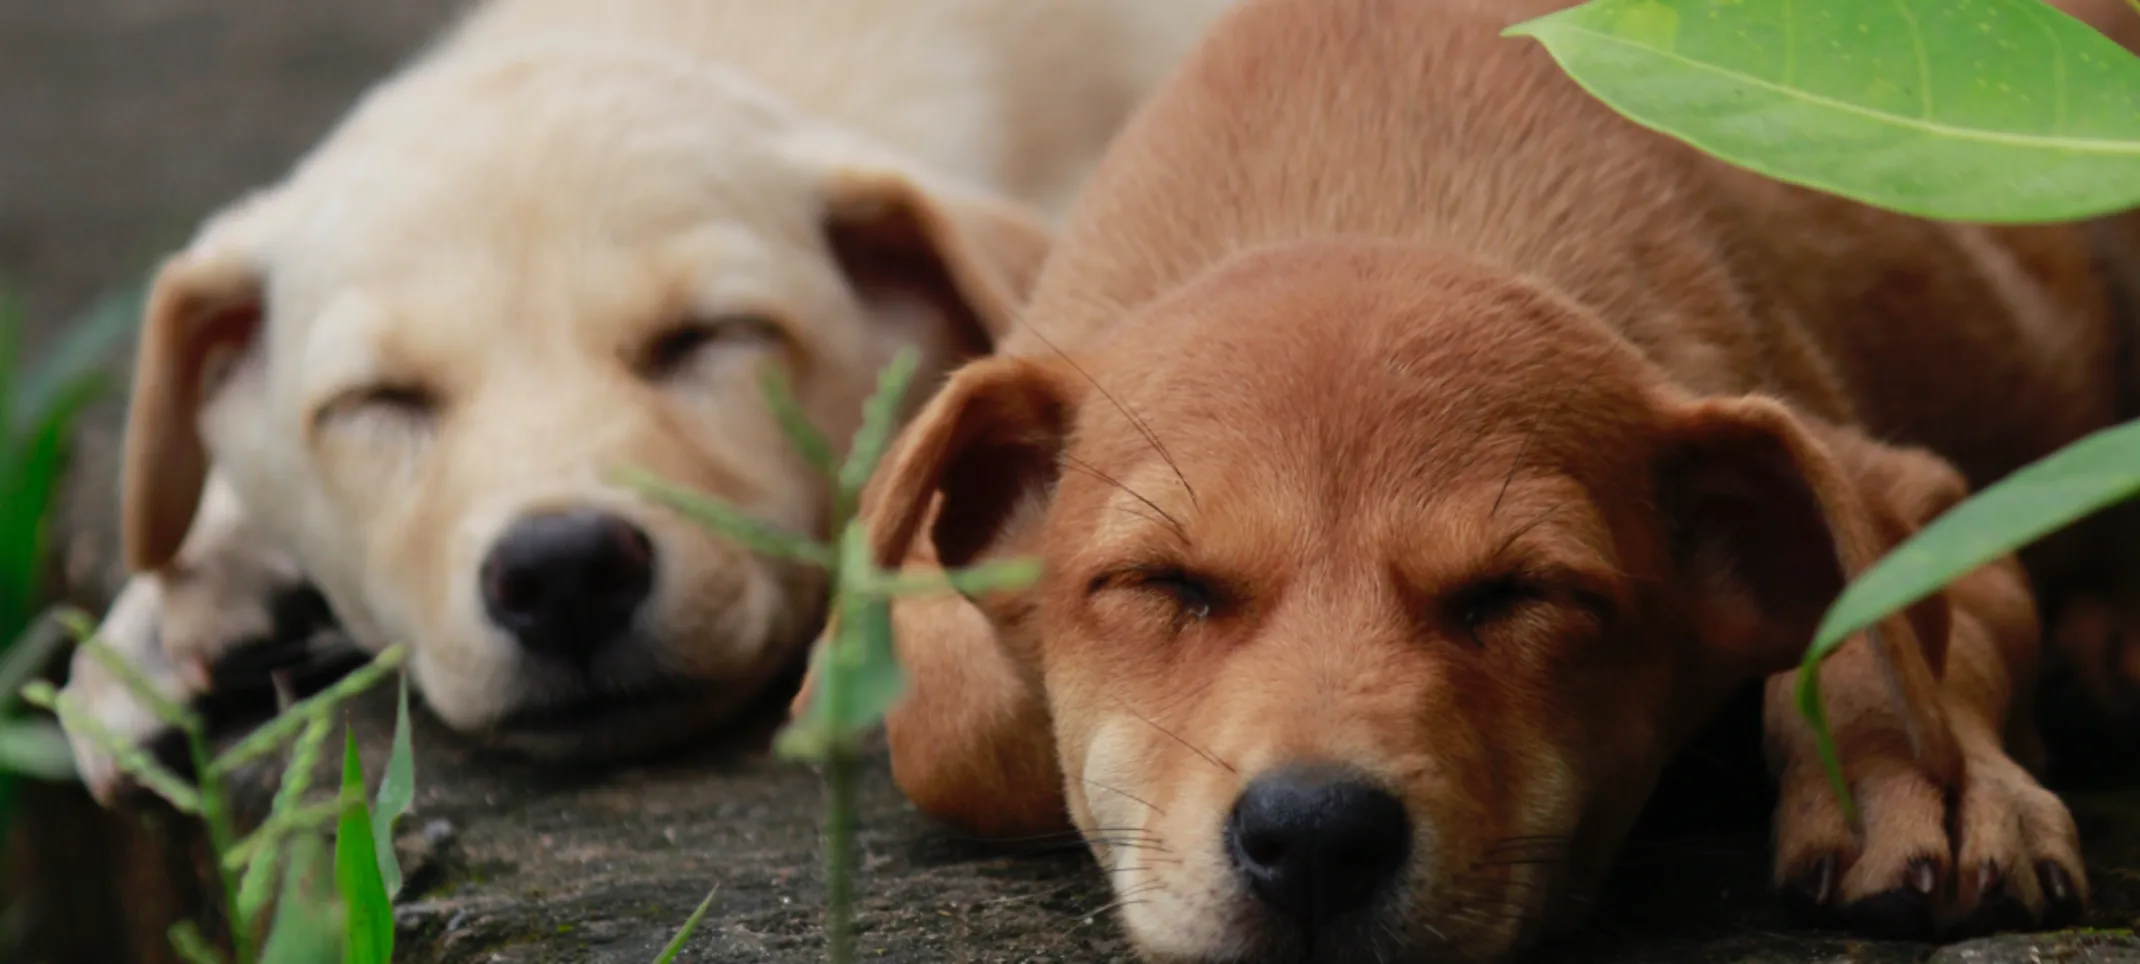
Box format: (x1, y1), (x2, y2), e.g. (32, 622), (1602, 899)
(637, 312), (788, 380)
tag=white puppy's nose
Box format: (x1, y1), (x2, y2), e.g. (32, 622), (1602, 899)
(480, 509), (655, 663)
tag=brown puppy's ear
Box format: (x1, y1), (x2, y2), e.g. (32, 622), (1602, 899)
(822, 170), (1052, 356)
(860, 356), (1084, 836)
(1655, 395), (1960, 772)
(121, 249), (266, 574)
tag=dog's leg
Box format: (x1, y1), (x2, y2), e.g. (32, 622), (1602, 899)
(59, 471), (327, 804)
(1766, 553), (2085, 936)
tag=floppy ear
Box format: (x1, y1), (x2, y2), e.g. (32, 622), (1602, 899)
(841, 356), (1083, 836)
(121, 247), (267, 574)
(820, 168), (1052, 357)
(1655, 395), (1961, 771)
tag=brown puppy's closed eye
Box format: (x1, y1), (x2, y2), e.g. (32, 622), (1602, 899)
(831, 0), (2131, 958)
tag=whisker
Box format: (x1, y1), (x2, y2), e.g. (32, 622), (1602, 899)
(1023, 321), (1198, 511)
(930, 825), (1162, 846)
(1082, 779), (1168, 817)
(1062, 455), (1188, 540)
(1113, 700), (1237, 775)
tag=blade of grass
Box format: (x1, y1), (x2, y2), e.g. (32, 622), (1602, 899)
(0, 287), (22, 446)
(835, 348), (921, 505)
(12, 284), (141, 431)
(760, 367), (836, 479)
(0, 615), (69, 704)
(370, 674), (415, 899)
(334, 728), (393, 964)
(167, 922), (230, 964)
(258, 834), (344, 964)
(651, 884), (720, 963)
(869, 558), (1042, 599)
(0, 375), (110, 640)
(23, 683), (199, 813)
(53, 610), (203, 736)
(616, 468), (833, 567)
(210, 645), (407, 776)
(235, 713), (335, 923)
(0, 720), (77, 781)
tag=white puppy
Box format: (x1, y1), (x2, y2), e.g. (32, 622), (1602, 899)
(62, 0), (1234, 801)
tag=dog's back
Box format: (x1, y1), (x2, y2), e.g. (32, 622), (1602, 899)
(405, 0), (1236, 216)
(1024, 0), (2126, 488)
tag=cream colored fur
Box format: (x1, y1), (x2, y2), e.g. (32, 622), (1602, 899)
(62, 0), (1234, 802)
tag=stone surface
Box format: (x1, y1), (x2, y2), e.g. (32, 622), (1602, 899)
(6, 1), (2140, 962)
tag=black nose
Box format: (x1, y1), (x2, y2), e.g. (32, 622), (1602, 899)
(480, 510), (655, 660)
(1227, 763), (1412, 931)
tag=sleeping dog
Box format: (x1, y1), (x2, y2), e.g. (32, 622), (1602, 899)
(838, 0), (2140, 958)
(61, 0), (1235, 800)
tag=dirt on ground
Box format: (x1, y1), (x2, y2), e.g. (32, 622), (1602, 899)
(4, 2), (2139, 962)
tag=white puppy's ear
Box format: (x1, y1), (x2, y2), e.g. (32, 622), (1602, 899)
(121, 234), (269, 574)
(813, 161), (1053, 353)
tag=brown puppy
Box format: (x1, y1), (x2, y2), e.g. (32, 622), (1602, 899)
(834, 0), (2140, 960)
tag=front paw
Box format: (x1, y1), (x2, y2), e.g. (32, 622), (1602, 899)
(57, 563), (337, 806)
(58, 576), (192, 805)
(1772, 733), (2085, 938)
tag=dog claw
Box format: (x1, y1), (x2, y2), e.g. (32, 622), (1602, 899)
(1842, 860), (1939, 940)
(1788, 854), (1837, 908)
(1907, 857), (1938, 896)
(2037, 861), (2085, 928)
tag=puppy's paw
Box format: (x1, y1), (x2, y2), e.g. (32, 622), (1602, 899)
(58, 537), (327, 806)
(1773, 739), (2085, 938)
(59, 576), (183, 806)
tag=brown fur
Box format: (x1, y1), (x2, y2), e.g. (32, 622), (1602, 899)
(815, 0), (2140, 959)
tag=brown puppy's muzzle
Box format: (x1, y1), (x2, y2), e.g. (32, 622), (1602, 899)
(1225, 761), (1415, 945)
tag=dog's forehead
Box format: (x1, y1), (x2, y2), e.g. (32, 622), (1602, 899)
(1079, 248), (1660, 490)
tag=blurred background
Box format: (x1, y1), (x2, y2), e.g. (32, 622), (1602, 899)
(1, 2), (454, 960)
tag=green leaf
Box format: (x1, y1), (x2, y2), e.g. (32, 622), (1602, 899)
(615, 467), (834, 568)
(259, 834), (345, 964)
(370, 674), (416, 899)
(1808, 416), (2140, 665)
(1797, 417), (2140, 752)
(334, 729), (393, 964)
(651, 884), (720, 964)
(0, 719), (76, 781)
(167, 921), (230, 964)
(1506, 0), (2140, 222)
(0, 369), (109, 638)
(837, 348), (921, 504)
(760, 366), (837, 479)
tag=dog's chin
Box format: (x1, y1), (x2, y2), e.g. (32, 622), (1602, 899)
(1140, 928), (1427, 964)
(1131, 897), (1477, 964)
(476, 680), (750, 760)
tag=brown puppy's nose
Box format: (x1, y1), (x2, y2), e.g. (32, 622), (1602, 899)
(480, 510), (655, 661)
(1227, 763), (1411, 932)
